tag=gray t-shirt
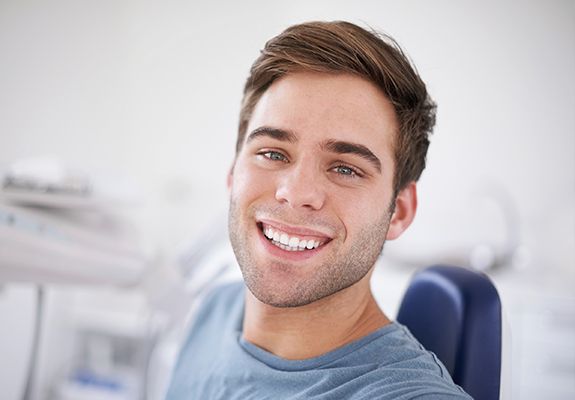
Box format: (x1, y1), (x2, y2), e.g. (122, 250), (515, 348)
(166, 282), (472, 399)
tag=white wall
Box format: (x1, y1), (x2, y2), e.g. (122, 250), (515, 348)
(1, 0), (574, 398)
(1, 0), (573, 272)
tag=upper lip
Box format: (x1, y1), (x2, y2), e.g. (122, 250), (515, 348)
(257, 218), (334, 239)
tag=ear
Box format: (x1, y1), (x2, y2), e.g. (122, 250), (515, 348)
(386, 182), (417, 240)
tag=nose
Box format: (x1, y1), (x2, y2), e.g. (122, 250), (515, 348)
(275, 163), (326, 210)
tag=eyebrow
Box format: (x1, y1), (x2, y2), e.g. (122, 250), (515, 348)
(246, 126), (298, 144)
(321, 139), (382, 173)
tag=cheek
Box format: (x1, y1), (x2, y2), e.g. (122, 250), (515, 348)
(334, 188), (391, 233)
(231, 161), (274, 203)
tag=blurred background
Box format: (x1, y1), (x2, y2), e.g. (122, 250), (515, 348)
(0, 0), (573, 399)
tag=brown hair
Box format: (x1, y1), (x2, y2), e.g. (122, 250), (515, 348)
(237, 21), (436, 194)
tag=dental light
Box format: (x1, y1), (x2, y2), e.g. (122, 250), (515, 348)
(0, 157), (147, 285)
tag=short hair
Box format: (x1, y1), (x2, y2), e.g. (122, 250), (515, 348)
(237, 21), (436, 195)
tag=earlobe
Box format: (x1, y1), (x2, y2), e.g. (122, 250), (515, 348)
(386, 182), (417, 240)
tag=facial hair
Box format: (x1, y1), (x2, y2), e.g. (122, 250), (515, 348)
(228, 199), (392, 308)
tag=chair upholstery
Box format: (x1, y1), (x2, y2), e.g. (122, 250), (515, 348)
(396, 265), (502, 400)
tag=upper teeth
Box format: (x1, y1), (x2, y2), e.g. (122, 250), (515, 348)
(264, 226), (322, 251)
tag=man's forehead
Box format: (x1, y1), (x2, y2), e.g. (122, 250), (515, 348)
(245, 71), (398, 157)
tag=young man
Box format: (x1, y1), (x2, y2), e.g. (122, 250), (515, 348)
(167, 21), (471, 399)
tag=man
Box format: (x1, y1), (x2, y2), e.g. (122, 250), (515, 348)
(167, 21), (471, 399)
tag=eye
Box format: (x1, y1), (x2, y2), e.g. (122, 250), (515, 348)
(332, 164), (362, 178)
(258, 150), (288, 163)
(334, 165), (354, 175)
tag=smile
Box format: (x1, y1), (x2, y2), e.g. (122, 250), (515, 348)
(259, 222), (330, 252)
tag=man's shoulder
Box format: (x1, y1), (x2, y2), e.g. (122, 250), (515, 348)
(203, 280), (245, 308)
(352, 323), (472, 399)
(191, 280), (245, 327)
(174, 281), (244, 366)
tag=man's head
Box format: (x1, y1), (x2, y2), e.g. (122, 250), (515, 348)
(228, 21), (435, 307)
(237, 21), (436, 196)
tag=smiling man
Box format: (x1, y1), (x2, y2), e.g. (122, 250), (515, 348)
(167, 21), (471, 399)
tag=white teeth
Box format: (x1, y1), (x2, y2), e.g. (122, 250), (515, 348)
(288, 237), (299, 247)
(280, 233), (289, 245)
(262, 225), (326, 252)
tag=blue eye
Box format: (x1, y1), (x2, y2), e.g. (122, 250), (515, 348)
(334, 165), (357, 176)
(260, 151), (288, 162)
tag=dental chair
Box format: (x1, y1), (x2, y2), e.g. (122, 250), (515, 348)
(397, 265), (503, 400)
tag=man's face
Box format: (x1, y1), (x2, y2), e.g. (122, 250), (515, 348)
(229, 71), (403, 307)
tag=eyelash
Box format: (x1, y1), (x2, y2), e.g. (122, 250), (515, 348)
(256, 150), (364, 179)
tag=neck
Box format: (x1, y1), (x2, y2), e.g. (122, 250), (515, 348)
(242, 273), (390, 360)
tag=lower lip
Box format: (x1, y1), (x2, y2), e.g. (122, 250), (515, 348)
(257, 226), (326, 261)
